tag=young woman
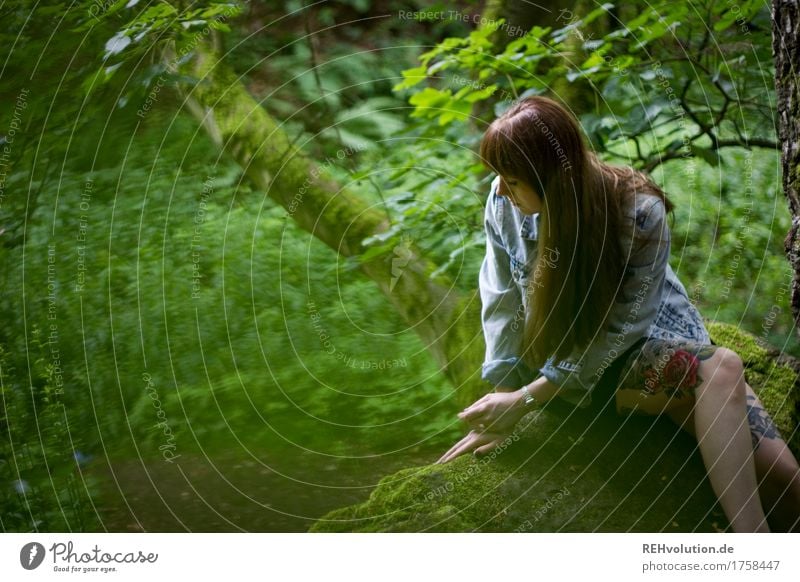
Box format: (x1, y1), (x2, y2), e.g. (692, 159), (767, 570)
(437, 96), (800, 533)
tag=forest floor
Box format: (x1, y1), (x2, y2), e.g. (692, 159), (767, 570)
(84, 444), (442, 532)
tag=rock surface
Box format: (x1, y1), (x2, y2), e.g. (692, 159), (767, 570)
(310, 322), (799, 532)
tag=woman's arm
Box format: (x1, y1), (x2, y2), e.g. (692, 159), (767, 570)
(459, 374), (560, 431)
(440, 178), (582, 463)
(479, 176), (532, 390)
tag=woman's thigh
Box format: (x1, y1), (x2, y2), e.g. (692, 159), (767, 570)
(614, 337), (718, 416)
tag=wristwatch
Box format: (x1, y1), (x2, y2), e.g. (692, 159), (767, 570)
(521, 385), (538, 407)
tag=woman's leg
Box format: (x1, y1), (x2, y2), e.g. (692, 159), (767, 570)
(668, 384), (800, 532)
(688, 348), (769, 532)
(615, 341), (769, 532)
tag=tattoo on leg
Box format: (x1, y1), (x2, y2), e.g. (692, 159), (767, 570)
(618, 340), (718, 400)
(746, 394), (782, 450)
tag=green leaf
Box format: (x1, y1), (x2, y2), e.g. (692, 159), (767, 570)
(713, 2), (761, 31)
(103, 32), (131, 59)
(453, 80), (497, 102)
(357, 242), (395, 263)
(582, 52), (606, 69)
(437, 99), (473, 125)
(408, 87), (452, 116)
(393, 66), (428, 91)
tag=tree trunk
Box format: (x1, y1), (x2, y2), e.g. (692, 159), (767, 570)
(774, 0), (800, 325)
(177, 45), (485, 402)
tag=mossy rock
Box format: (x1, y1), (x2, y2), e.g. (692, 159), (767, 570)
(705, 321), (799, 453)
(310, 322), (799, 532)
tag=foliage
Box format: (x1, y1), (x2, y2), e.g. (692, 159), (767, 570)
(0, 0), (474, 532)
(654, 147), (797, 355)
(355, 138), (486, 288)
(394, 0), (776, 170)
(1, 110), (462, 463)
(0, 337), (99, 532)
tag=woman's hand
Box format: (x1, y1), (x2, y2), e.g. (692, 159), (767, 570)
(435, 390), (526, 464)
(436, 429), (511, 464)
(436, 379), (559, 464)
(457, 390), (526, 434)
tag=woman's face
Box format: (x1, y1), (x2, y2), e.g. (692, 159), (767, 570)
(496, 175), (543, 215)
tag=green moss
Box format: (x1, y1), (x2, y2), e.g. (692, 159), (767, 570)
(705, 320), (768, 362)
(312, 456), (516, 532)
(706, 320), (799, 448)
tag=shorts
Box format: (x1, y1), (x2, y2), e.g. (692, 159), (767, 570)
(593, 336), (719, 416)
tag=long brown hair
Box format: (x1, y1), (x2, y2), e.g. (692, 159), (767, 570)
(479, 96), (674, 371)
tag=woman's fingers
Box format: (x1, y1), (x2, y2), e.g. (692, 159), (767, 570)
(436, 433), (475, 464)
(440, 393), (523, 463)
(473, 437), (503, 457)
(461, 412), (488, 430)
(437, 431), (488, 464)
(458, 403), (487, 422)
(437, 430), (511, 464)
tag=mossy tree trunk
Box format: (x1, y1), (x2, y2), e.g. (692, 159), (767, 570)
(773, 0), (800, 326)
(176, 44), (485, 402)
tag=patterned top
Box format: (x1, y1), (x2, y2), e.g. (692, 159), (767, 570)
(479, 175), (710, 407)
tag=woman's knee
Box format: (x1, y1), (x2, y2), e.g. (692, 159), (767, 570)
(705, 347), (744, 377)
(699, 347), (746, 397)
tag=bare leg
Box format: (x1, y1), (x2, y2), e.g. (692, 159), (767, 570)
(689, 348), (768, 531)
(668, 384), (800, 532)
(617, 341), (772, 531)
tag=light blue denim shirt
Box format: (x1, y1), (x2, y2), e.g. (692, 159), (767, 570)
(479, 176), (710, 407)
